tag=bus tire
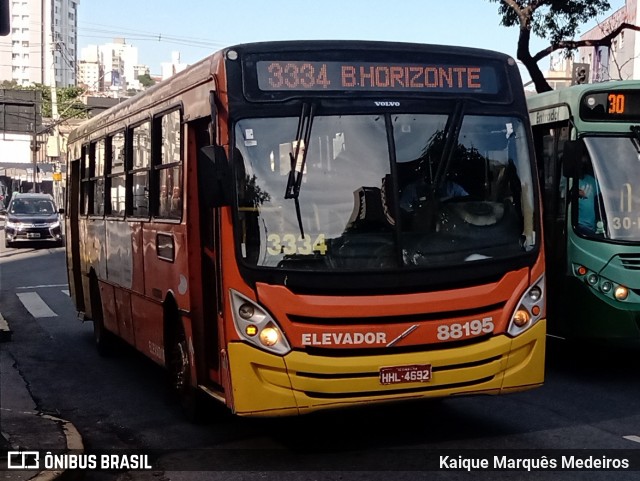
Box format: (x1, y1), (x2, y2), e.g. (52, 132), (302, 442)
(90, 274), (116, 356)
(166, 316), (206, 422)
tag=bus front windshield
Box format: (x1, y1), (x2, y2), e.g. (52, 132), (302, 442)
(234, 111), (536, 271)
(582, 136), (640, 242)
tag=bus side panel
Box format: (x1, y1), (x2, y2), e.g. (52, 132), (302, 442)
(114, 289), (135, 346)
(132, 293), (165, 365)
(98, 281), (119, 335)
(105, 220), (133, 289)
(83, 219), (107, 279)
(130, 223), (145, 296)
(141, 226), (191, 311)
(81, 218), (107, 320)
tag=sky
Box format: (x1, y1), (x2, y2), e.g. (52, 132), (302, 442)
(77, 0), (628, 82)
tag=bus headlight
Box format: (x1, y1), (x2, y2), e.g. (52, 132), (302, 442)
(230, 290), (291, 355)
(615, 286), (629, 301)
(259, 324), (281, 347)
(508, 275), (545, 337)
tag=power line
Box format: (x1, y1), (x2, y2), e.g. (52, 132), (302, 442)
(78, 23), (227, 50)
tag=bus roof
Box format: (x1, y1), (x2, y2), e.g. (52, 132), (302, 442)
(527, 80), (640, 109)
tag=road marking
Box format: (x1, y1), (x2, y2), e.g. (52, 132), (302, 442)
(623, 435), (640, 444)
(16, 292), (58, 318)
(62, 289), (70, 296)
(16, 284), (68, 290)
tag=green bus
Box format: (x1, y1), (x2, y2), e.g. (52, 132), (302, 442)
(528, 80), (640, 341)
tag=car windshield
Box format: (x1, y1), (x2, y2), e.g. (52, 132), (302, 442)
(581, 136), (640, 242)
(234, 112), (535, 271)
(9, 198), (56, 215)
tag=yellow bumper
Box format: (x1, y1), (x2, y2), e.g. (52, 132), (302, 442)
(227, 320), (545, 417)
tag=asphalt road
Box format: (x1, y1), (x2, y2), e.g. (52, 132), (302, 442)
(2, 238), (640, 481)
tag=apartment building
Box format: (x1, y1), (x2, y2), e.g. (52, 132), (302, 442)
(0, 0), (80, 87)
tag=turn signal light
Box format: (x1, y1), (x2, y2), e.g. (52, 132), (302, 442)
(245, 325), (258, 337)
(576, 265), (588, 276)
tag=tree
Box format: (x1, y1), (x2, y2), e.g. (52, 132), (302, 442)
(0, 79), (21, 89)
(28, 84), (88, 119)
(1, 83), (87, 119)
(490, 0), (639, 92)
(138, 73), (155, 88)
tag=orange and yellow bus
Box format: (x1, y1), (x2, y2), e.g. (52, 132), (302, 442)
(65, 41), (546, 418)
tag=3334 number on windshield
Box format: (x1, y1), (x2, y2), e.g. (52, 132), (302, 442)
(267, 233), (328, 256)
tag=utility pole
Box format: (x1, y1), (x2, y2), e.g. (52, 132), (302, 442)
(47, 34), (61, 198)
(31, 105), (38, 192)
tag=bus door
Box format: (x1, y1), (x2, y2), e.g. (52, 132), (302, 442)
(66, 157), (86, 314)
(535, 124), (571, 317)
(193, 119), (222, 386)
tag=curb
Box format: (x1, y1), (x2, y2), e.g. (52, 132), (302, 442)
(30, 414), (85, 481)
(0, 310), (84, 481)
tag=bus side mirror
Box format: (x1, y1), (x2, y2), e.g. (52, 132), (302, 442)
(199, 145), (231, 207)
(561, 140), (581, 178)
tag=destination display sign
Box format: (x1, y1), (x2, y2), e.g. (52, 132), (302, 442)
(255, 60), (500, 94)
(580, 90), (640, 121)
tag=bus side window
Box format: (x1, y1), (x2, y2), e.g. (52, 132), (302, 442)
(129, 122), (151, 218)
(93, 139), (106, 216)
(156, 110), (183, 220)
(81, 145), (92, 215)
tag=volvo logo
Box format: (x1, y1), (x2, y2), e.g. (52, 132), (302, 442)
(374, 101), (400, 107)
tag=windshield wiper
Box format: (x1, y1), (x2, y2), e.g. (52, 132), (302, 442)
(430, 102), (464, 200)
(285, 103), (316, 200)
(284, 103), (316, 238)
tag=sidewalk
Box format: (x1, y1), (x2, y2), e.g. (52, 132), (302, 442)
(0, 312), (84, 481)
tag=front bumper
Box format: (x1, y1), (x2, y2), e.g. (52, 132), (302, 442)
(5, 224), (63, 243)
(226, 320), (546, 416)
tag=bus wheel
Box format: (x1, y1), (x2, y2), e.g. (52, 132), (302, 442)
(167, 322), (205, 422)
(90, 276), (116, 356)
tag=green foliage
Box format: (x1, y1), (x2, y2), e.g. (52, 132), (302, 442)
(490, 0), (610, 45)
(0, 79), (21, 89)
(489, 0), (613, 92)
(0, 82), (87, 118)
(138, 73), (155, 88)
(32, 84), (87, 119)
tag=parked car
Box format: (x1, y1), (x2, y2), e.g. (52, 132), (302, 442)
(4, 193), (64, 248)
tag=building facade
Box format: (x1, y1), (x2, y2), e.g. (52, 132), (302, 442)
(0, 0), (80, 87)
(578, 0), (639, 82)
(79, 38), (145, 94)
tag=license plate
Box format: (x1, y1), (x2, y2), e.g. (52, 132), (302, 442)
(26, 233), (41, 239)
(380, 364), (432, 385)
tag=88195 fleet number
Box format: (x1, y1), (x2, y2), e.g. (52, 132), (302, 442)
(436, 317), (494, 341)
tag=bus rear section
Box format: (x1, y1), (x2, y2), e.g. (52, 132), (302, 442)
(212, 42), (546, 416)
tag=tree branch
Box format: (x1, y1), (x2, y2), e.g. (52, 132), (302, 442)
(532, 22), (640, 62)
